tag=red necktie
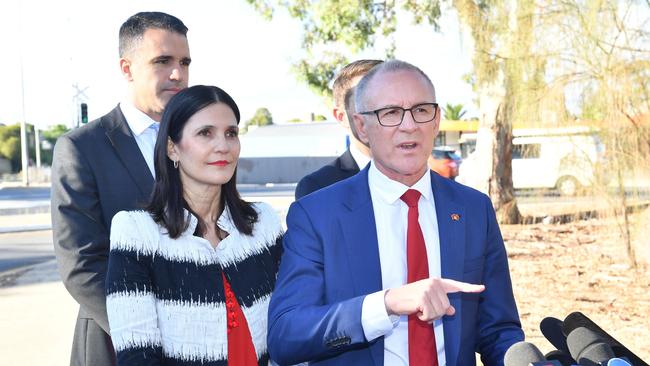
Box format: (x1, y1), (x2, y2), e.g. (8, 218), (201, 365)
(401, 189), (439, 366)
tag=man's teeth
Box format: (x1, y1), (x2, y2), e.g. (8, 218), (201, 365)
(400, 143), (416, 148)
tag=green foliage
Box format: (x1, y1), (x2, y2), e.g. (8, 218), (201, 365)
(286, 117), (303, 123)
(0, 124), (30, 172)
(246, 0), (400, 98)
(313, 114), (327, 122)
(246, 108), (274, 127)
(292, 53), (347, 100)
(442, 103), (467, 120)
(42, 124), (69, 142)
(0, 123), (70, 172)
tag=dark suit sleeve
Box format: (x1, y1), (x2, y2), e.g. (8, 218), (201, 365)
(476, 195), (525, 365)
(267, 202), (367, 365)
(51, 134), (111, 332)
(295, 175), (319, 200)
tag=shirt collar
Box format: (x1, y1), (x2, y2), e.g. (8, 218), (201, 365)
(183, 204), (236, 235)
(368, 161), (432, 205)
(119, 100), (158, 137)
(349, 143), (371, 170)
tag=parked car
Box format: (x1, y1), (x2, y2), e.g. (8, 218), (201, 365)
(457, 128), (607, 196)
(429, 147), (462, 179)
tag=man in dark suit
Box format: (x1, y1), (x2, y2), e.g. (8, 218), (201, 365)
(268, 60), (524, 365)
(51, 12), (191, 366)
(294, 59), (382, 199)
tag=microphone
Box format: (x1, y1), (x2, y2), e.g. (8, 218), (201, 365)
(540, 317), (570, 354)
(544, 349), (576, 366)
(504, 341), (562, 366)
(563, 311), (648, 366)
(567, 327), (615, 366)
(607, 358), (632, 366)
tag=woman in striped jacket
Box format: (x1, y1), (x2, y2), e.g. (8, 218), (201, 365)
(106, 85), (283, 366)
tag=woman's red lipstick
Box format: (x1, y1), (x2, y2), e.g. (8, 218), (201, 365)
(208, 160), (228, 167)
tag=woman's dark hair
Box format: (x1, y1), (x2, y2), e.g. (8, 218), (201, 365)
(146, 85), (258, 239)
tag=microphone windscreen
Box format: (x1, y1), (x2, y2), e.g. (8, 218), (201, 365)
(540, 317), (569, 353)
(544, 349), (575, 366)
(563, 311), (648, 366)
(504, 341), (545, 366)
(607, 358), (632, 366)
(567, 327), (615, 366)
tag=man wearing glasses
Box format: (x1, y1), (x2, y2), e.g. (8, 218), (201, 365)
(268, 60), (524, 365)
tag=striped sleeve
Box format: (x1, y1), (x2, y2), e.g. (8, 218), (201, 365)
(106, 211), (162, 365)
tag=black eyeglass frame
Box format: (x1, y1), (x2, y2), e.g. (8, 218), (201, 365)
(358, 102), (439, 127)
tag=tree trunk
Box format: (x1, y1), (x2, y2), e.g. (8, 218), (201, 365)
(490, 101), (521, 224)
(472, 73), (521, 224)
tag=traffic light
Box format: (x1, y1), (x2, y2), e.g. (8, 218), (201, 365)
(81, 103), (88, 124)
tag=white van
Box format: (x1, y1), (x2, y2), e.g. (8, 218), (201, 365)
(458, 128), (606, 196)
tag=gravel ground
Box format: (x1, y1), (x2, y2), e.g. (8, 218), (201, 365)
(503, 212), (650, 361)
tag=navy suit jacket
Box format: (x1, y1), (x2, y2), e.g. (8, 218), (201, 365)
(268, 167), (524, 366)
(294, 149), (360, 199)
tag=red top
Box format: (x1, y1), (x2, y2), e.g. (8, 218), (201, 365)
(222, 273), (258, 366)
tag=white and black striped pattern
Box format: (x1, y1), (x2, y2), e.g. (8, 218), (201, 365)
(106, 202), (283, 366)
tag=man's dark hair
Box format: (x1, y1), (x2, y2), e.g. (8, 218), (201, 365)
(147, 85), (258, 239)
(119, 12), (188, 57)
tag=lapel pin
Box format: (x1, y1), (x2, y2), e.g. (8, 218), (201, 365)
(451, 213), (460, 221)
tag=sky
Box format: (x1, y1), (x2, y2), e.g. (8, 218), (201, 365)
(0, 0), (475, 130)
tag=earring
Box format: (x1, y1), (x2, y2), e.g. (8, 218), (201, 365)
(173, 160), (179, 169)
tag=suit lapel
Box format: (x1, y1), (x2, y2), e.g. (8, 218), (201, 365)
(338, 168), (383, 366)
(431, 172), (466, 366)
(338, 149), (361, 172)
(102, 106), (154, 199)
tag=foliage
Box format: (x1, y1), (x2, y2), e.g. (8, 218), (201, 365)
(0, 123), (70, 172)
(313, 114), (328, 122)
(245, 0), (400, 97)
(246, 108), (274, 127)
(244, 0), (650, 227)
(442, 103), (467, 120)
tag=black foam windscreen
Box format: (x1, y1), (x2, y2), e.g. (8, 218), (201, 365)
(567, 327), (616, 366)
(540, 317), (570, 353)
(563, 311), (649, 366)
(504, 341), (546, 366)
(545, 349), (576, 366)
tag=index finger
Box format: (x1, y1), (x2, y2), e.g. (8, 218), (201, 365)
(440, 278), (485, 294)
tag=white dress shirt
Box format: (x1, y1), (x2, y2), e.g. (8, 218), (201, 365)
(119, 101), (159, 177)
(361, 162), (447, 365)
(349, 143), (371, 171)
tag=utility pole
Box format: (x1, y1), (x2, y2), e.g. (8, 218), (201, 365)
(18, 0), (29, 186)
(34, 125), (41, 179)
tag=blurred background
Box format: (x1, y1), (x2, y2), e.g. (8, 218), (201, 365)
(0, 0), (648, 364)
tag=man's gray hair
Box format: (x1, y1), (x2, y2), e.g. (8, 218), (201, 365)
(354, 59), (436, 113)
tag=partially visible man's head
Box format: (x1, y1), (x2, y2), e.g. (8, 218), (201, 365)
(119, 12), (191, 121)
(353, 60), (440, 186)
(331, 60), (383, 153)
(332, 59), (383, 123)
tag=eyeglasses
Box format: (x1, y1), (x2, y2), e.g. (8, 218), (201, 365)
(358, 102), (439, 127)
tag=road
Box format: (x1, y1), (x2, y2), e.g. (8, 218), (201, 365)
(0, 186), (51, 214)
(2, 184), (648, 276)
(0, 230), (54, 274)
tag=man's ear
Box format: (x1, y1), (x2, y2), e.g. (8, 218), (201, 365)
(120, 58), (133, 81)
(167, 138), (178, 161)
(332, 107), (348, 127)
(432, 105), (441, 139)
(352, 114), (370, 145)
